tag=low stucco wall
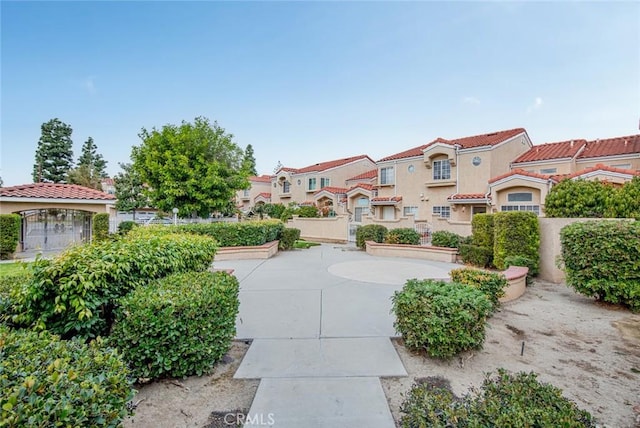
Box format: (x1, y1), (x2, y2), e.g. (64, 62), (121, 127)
(287, 215), (349, 243)
(500, 266), (528, 302)
(214, 240), (279, 261)
(432, 219), (472, 237)
(365, 241), (458, 263)
(361, 216), (417, 229)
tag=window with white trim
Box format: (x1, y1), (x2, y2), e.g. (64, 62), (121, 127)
(612, 163), (631, 169)
(501, 205), (540, 215)
(432, 206), (450, 219)
(507, 192), (533, 202)
(380, 167), (395, 185)
(307, 178), (316, 191)
(404, 206), (418, 216)
(243, 189), (250, 197)
(282, 181), (291, 193)
(540, 168), (557, 174)
(320, 177), (330, 188)
(433, 159), (451, 180)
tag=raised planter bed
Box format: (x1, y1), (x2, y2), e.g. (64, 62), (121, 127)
(214, 240), (279, 261)
(365, 241), (458, 263)
(500, 265), (528, 302)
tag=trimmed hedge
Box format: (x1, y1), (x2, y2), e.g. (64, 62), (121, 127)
(175, 219), (284, 247)
(92, 213), (110, 242)
(392, 279), (492, 358)
(0, 270), (31, 325)
(450, 268), (506, 311)
(431, 230), (463, 248)
(0, 214), (21, 260)
(297, 205), (319, 218)
(279, 228), (301, 250)
(355, 224), (388, 249)
(12, 231), (218, 339)
(561, 220), (640, 311)
(117, 220), (138, 235)
(472, 213), (494, 249)
(385, 228), (421, 245)
(493, 211), (540, 273)
(110, 271), (240, 379)
(460, 244), (493, 268)
(400, 369), (595, 427)
(0, 326), (134, 427)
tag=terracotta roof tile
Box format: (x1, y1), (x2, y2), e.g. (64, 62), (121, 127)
(101, 178), (115, 185)
(347, 183), (375, 192)
(299, 201), (316, 206)
(513, 139), (587, 163)
(378, 144), (430, 162)
(295, 155), (374, 174)
(346, 169), (378, 181)
(371, 196), (402, 204)
(249, 175), (273, 183)
(314, 186), (349, 195)
(579, 134), (640, 159)
(447, 193), (490, 201)
(488, 169), (552, 184)
(0, 183), (115, 200)
(566, 163), (640, 179)
(254, 192), (271, 201)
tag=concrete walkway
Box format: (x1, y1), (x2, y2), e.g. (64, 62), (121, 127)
(214, 244), (458, 428)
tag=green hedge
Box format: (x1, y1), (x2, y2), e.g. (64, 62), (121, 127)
(355, 224), (388, 249)
(279, 228), (301, 250)
(117, 220), (138, 235)
(297, 205), (319, 218)
(472, 213), (494, 249)
(493, 211), (540, 273)
(392, 279), (492, 358)
(450, 268), (506, 311)
(175, 219), (284, 247)
(0, 214), (21, 260)
(431, 230), (464, 248)
(12, 231), (218, 339)
(92, 213), (110, 242)
(0, 326), (134, 427)
(561, 221), (640, 312)
(0, 270), (32, 326)
(459, 244), (493, 268)
(400, 369), (595, 427)
(385, 228), (421, 245)
(110, 271), (239, 379)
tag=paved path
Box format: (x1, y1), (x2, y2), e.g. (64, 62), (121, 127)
(214, 244), (458, 428)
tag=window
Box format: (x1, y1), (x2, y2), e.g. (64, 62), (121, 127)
(283, 181), (291, 193)
(501, 205), (540, 216)
(307, 178), (316, 191)
(432, 206), (451, 219)
(407, 165), (415, 173)
(243, 189), (250, 197)
(320, 177), (330, 188)
(433, 159), (451, 180)
(380, 167), (394, 185)
(507, 192), (533, 202)
(356, 197), (369, 206)
(540, 168), (557, 174)
(613, 163), (631, 169)
(404, 206), (418, 216)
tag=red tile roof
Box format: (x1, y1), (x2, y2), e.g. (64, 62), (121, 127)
(0, 183), (116, 200)
(488, 169), (552, 184)
(347, 183), (376, 192)
(378, 145), (430, 162)
(254, 192), (271, 200)
(346, 169), (378, 181)
(295, 155), (374, 174)
(578, 134), (640, 159)
(566, 163), (640, 179)
(314, 186), (348, 195)
(250, 175), (272, 183)
(101, 177), (115, 185)
(513, 139), (587, 163)
(371, 196), (402, 204)
(447, 193), (490, 201)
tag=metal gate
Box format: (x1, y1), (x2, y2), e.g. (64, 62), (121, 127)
(414, 222), (432, 245)
(21, 209), (92, 251)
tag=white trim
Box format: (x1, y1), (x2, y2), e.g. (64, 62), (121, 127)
(458, 132), (530, 154)
(576, 153), (640, 163)
(0, 197), (115, 205)
(511, 157), (573, 168)
(448, 198), (490, 204)
(489, 174), (550, 188)
(290, 157), (374, 176)
(422, 142), (456, 155)
(376, 156), (419, 166)
(572, 170), (637, 181)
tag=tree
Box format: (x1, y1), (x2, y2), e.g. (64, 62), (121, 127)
(32, 118), (74, 183)
(544, 179), (612, 218)
(242, 144), (258, 176)
(68, 137), (108, 190)
(605, 177), (640, 219)
(114, 163), (148, 219)
(130, 117), (249, 217)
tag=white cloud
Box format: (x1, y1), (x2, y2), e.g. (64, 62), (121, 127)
(527, 96), (543, 113)
(462, 96), (481, 105)
(82, 76), (96, 95)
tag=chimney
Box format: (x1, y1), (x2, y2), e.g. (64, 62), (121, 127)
(624, 139), (628, 146)
(570, 140), (574, 148)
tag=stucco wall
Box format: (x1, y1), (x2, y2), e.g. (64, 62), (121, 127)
(431, 218), (472, 237)
(287, 215), (349, 243)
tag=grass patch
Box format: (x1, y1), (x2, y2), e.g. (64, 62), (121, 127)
(0, 262), (30, 276)
(293, 240), (321, 249)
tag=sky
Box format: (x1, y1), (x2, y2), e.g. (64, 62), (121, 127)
(1, 1), (639, 187)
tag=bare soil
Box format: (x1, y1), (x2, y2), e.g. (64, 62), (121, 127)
(126, 281), (640, 428)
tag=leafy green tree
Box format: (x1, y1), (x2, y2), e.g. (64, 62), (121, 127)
(114, 163), (148, 219)
(544, 179), (612, 218)
(605, 177), (640, 219)
(131, 117), (248, 217)
(242, 144), (258, 176)
(32, 118), (74, 183)
(68, 164), (102, 190)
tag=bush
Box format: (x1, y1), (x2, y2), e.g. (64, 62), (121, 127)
(279, 228), (301, 250)
(459, 244), (493, 268)
(606, 177), (640, 219)
(0, 325), (134, 427)
(449, 268), (506, 311)
(561, 220), (640, 311)
(296, 205), (319, 218)
(117, 220), (138, 235)
(0, 270), (31, 325)
(12, 231), (218, 339)
(176, 219), (284, 247)
(355, 224), (388, 249)
(504, 255), (536, 285)
(471, 213), (494, 249)
(431, 230), (463, 248)
(493, 211), (540, 272)
(110, 271), (239, 379)
(392, 279), (492, 358)
(400, 369), (595, 427)
(264, 203), (286, 220)
(92, 213), (110, 242)
(385, 228), (421, 245)
(0, 214), (21, 260)
(545, 179), (613, 218)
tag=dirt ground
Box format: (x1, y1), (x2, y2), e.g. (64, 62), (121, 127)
(126, 281), (640, 428)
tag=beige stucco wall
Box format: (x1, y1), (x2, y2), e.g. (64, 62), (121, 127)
(375, 157), (429, 221)
(361, 215), (417, 229)
(487, 134), (532, 178)
(365, 241), (458, 263)
(287, 215), (349, 243)
(236, 180), (272, 212)
(489, 178), (551, 214)
(576, 156), (640, 171)
(431, 219), (472, 237)
(512, 159), (575, 175)
(0, 201), (113, 215)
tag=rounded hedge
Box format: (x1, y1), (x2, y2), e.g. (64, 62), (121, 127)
(0, 326), (134, 427)
(385, 228), (421, 245)
(431, 230), (464, 248)
(392, 279), (492, 358)
(449, 268), (506, 312)
(0, 214), (21, 260)
(279, 227), (301, 250)
(110, 271), (240, 379)
(355, 224), (388, 249)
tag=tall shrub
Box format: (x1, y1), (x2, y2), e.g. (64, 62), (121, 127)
(92, 213), (110, 242)
(0, 214), (21, 259)
(560, 220), (640, 311)
(431, 230), (463, 248)
(385, 228), (421, 245)
(493, 211), (540, 272)
(544, 179), (612, 218)
(355, 224), (388, 249)
(472, 213), (494, 248)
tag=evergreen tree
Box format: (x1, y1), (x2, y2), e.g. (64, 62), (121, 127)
(32, 118), (74, 183)
(114, 163), (148, 219)
(242, 144), (258, 176)
(68, 137), (108, 190)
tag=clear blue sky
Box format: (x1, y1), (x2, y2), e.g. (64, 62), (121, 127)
(2, 1), (639, 186)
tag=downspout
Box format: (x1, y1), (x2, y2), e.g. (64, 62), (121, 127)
(454, 144), (461, 195)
